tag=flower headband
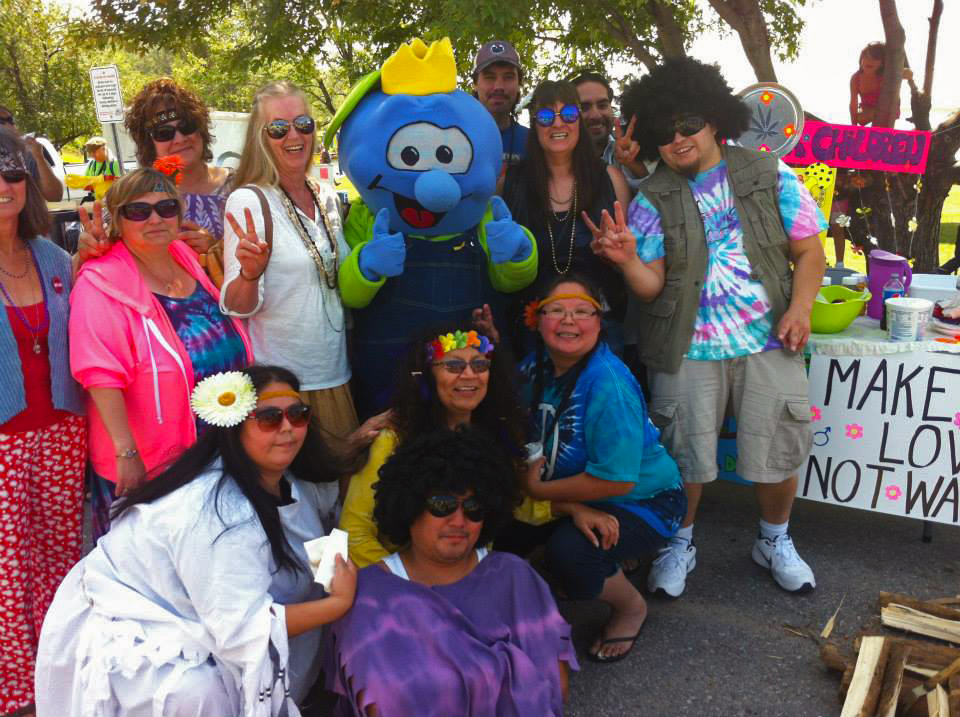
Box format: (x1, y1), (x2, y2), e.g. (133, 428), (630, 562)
(523, 293), (602, 330)
(426, 330), (494, 361)
(153, 154), (184, 186)
(191, 371), (258, 427)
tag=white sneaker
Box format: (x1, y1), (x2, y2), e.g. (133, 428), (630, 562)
(752, 534), (816, 593)
(647, 540), (696, 598)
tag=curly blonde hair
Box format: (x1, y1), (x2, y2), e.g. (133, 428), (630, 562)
(124, 78), (214, 167)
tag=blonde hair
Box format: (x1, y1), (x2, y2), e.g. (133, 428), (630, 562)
(103, 168), (182, 239)
(233, 82), (315, 188)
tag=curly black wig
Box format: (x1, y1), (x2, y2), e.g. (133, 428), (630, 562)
(372, 426), (521, 549)
(620, 57), (752, 162)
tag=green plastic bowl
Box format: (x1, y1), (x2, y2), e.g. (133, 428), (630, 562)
(810, 285), (872, 334)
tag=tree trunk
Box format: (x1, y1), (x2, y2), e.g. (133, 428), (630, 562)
(646, 0), (687, 60)
(706, 0), (777, 82)
(875, 0), (906, 128)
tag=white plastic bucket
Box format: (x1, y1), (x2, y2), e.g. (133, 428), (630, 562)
(886, 297), (933, 341)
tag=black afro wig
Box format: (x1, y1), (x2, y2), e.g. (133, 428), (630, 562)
(621, 57), (752, 162)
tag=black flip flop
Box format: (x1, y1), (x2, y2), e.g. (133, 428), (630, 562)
(586, 619), (646, 664)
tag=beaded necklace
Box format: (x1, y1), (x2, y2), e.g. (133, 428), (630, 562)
(546, 181), (577, 275)
(277, 180), (339, 290)
(0, 242), (49, 353)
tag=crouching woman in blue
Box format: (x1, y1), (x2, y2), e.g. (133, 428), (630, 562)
(513, 274), (685, 663)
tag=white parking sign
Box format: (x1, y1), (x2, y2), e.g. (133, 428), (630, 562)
(90, 65), (124, 123)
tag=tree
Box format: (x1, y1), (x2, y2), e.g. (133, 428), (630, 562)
(854, 0), (958, 272)
(0, 0), (101, 147)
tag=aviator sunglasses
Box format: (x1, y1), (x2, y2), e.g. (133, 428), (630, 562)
(653, 114), (708, 146)
(425, 494), (487, 522)
(1, 169), (27, 183)
(534, 104), (580, 128)
(263, 115), (316, 140)
(432, 357), (492, 375)
(251, 403), (312, 430)
(150, 118), (199, 143)
(118, 199), (181, 221)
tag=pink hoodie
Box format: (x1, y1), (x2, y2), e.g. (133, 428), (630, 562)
(70, 240), (253, 483)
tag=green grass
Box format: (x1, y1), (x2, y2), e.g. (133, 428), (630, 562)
(824, 184), (959, 272)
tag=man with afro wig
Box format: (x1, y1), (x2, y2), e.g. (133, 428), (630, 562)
(604, 58), (826, 597)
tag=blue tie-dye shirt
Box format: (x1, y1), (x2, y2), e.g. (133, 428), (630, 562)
(628, 158), (827, 361)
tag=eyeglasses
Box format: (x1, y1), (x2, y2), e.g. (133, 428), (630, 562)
(539, 306), (599, 321)
(654, 115), (708, 146)
(534, 104), (580, 128)
(0, 115), (14, 126)
(118, 198), (181, 221)
(425, 494), (486, 522)
(150, 118), (199, 143)
(0, 169), (26, 183)
(251, 403), (312, 430)
(432, 357), (492, 375)
(263, 115), (316, 140)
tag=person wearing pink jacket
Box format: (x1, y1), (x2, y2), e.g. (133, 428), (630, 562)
(70, 168), (253, 537)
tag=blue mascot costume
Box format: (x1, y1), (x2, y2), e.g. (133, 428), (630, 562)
(325, 38), (537, 417)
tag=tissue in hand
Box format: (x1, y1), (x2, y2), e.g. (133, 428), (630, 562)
(304, 528), (348, 592)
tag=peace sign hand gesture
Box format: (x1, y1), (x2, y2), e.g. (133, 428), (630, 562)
(226, 207), (270, 281)
(76, 201), (110, 263)
(613, 116), (641, 166)
(583, 201), (637, 268)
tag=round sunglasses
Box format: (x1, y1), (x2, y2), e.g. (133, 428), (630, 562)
(150, 118), (199, 143)
(654, 115), (707, 146)
(425, 494), (486, 522)
(534, 104), (580, 128)
(432, 357), (491, 375)
(1, 169), (27, 184)
(251, 403), (311, 430)
(118, 198), (181, 222)
(263, 115), (316, 140)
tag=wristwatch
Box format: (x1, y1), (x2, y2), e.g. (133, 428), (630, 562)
(116, 447), (139, 459)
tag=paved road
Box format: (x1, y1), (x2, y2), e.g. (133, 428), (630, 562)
(559, 480), (959, 717)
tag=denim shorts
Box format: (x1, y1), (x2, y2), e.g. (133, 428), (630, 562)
(648, 349), (812, 484)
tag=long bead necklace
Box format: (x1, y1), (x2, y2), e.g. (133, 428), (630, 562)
(547, 180), (577, 275)
(0, 243), (49, 353)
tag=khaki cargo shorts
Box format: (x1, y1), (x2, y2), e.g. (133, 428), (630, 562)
(648, 350), (812, 484)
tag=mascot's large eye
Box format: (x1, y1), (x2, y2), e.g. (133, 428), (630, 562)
(387, 123), (473, 174)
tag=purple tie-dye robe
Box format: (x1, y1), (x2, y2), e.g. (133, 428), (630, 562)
(325, 551), (578, 716)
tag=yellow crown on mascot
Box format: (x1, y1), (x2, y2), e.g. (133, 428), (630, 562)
(381, 38), (457, 96)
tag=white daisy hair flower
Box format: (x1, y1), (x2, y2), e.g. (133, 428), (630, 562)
(191, 371), (258, 427)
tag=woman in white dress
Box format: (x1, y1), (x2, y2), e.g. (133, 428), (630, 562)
(35, 364), (357, 717)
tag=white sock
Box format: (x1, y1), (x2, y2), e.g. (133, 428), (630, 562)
(759, 519), (788, 541)
(671, 524), (694, 547)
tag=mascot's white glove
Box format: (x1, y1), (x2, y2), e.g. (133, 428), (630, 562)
(485, 197), (533, 264)
(358, 208), (407, 281)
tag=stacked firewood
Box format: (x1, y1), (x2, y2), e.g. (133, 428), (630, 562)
(821, 592), (960, 716)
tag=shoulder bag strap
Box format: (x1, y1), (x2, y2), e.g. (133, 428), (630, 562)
(243, 184), (273, 252)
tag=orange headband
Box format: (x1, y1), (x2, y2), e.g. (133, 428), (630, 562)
(258, 390), (302, 401)
(537, 293), (602, 310)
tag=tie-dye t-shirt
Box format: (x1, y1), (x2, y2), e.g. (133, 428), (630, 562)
(628, 158), (827, 361)
(155, 284), (247, 385)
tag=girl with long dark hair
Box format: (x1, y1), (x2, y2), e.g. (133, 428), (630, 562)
(36, 365), (357, 716)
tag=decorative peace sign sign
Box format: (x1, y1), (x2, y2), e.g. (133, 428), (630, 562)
(583, 200), (637, 267)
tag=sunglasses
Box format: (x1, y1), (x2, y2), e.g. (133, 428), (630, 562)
(150, 118), (199, 143)
(534, 104), (580, 128)
(1, 169), (26, 183)
(251, 403), (312, 430)
(263, 115), (316, 140)
(654, 115), (708, 146)
(0, 115), (14, 126)
(118, 198), (181, 221)
(432, 357), (492, 375)
(425, 494), (486, 522)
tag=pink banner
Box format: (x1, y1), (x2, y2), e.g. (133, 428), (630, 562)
(784, 120), (931, 174)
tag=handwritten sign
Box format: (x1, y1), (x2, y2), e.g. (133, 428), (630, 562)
(794, 163), (836, 240)
(784, 120), (931, 174)
(799, 353), (960, 525)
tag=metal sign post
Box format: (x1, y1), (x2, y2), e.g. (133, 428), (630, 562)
(89, 65), (125, 174)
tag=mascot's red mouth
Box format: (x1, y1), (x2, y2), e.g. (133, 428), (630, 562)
(393, 193), (446, 229)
